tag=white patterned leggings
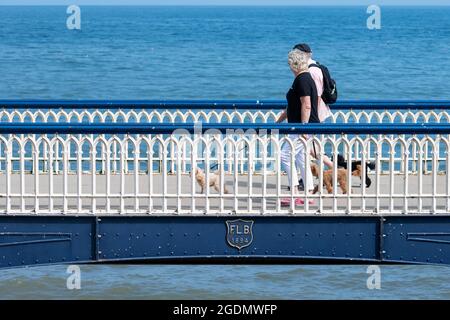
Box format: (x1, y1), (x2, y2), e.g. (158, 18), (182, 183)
(280, 134), (314, 192)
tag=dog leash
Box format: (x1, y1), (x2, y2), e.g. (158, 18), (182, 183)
(209, 140), (320, 170)
(208, 145), (247, 170)
(312, 141), (318, 159)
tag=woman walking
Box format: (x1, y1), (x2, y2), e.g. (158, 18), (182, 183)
(277, 48), (320, 206)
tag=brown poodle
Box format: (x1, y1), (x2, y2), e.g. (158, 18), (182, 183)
(310, 163), (363, 194)
(191, 168), (229, 194)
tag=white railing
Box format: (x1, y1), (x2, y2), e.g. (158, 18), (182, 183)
(1, 108), (450, 124)
(1, 104), (450, 175)
(0, 123), (448, 216)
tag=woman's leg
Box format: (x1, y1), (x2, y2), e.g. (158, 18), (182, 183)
(295, 142), (314, 193)
(281, 136), (315, 205)
(280, 135), (300, 193)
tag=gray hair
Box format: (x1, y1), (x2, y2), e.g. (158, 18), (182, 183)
(288, 49), (309, 73)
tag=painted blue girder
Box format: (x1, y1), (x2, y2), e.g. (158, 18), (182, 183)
(1, 215), (450, 268)
(383, 217), (450, 265)
(1, 123), (450, 135)
(0, 216), (95, 268)
(1, 100), (450, 110)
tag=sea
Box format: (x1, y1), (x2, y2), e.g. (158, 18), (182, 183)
(1, 5), (450, 300)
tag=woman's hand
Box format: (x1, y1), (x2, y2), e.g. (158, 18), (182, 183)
(276, 109), (287, 123)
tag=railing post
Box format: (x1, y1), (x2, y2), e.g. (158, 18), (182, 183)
(389, 140), (395, 213)
(205, 138), (211, 214)
(5, 142), (11, 213)
(120, 138), (125, 214)
(20, 141), (25, 213)
(176, 139), (181, 214)
(303, 136), (311, 215)
(162, 137), (168, 212)
(345, 139), (352, 214)
(317, 140), (324, 214)
(91, 146), (96, 214)
(190, 138), (196, 213)
(134, 139), (139, 213)
(33, 144), (39, 214)
(62, 138), (68, 214)
(48, 144), (54, 213)
(55, 139), (60, 175)
(147, 139), (153, 214)
(76, 140), (82, 213)
(170, 139), (175, 174)
(418, 141), (424, 212)
(261, 135), (267, 214)
(247, 138), (253, 213)
(106, 142), (111, 213)
(403, 148), (410, 214)
(233, 140), (239, 213)
(447, 134), (450, 213)
(432, 139), (438, 214)
(0, 137), (2, 172)
(361, 140), (368, 213)
(124, 137), (129, 175)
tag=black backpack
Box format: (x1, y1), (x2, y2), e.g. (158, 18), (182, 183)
(309, 62), (338, 105)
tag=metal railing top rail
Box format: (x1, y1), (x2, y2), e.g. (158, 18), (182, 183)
(1, 100), (450, 110)
(1, 123), (450, 134)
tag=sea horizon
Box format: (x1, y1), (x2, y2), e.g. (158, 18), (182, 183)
(2, 4), (450, 6)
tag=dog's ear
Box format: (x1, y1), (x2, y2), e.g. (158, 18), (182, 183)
(337, 154), (347, 168)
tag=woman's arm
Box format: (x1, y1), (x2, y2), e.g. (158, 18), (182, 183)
(300, 96), (311, 123)
(276, 109), (287, 123)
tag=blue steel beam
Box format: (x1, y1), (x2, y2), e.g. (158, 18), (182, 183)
(1, 100), (450, 110)
(0, 216), (95, 268)
(383, 217), (450, 265)
(3, 215), (450, 268)
(0, 123), (450, 134)
(0, 216), (380, 269)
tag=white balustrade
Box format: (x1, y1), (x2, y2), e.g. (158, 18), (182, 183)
(0, 132), (448, 215)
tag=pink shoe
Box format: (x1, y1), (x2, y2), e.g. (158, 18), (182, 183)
(281, 198), (314, 207)
(281, 198), (315, 207)
(280, 198), (292, 207)
(295, 198), (316, 206)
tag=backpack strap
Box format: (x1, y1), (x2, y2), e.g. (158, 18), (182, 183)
(309, 61), (321, 68)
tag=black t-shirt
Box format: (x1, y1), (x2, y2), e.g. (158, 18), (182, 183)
(286, 72), (320, 123)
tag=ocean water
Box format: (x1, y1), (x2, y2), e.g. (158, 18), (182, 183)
(1, 6), (450, 100)
(2, 264), (450, 300)
(1, 5), (450, 300)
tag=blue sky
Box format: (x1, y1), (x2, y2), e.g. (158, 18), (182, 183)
(2, 0), (449, 5)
